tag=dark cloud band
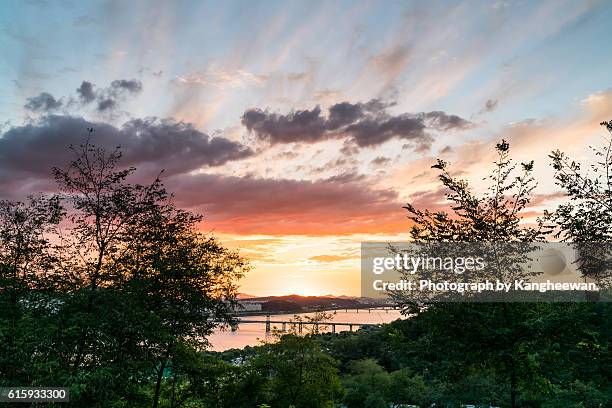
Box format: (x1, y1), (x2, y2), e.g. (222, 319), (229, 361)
(242, 99), (472, 150)
(0, 115), (253, 197)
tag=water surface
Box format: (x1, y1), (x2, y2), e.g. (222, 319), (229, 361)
(209, 309), (403, 351)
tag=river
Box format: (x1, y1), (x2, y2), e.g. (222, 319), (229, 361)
(208, 308), (404, 351)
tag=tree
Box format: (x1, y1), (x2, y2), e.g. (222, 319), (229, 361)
(280, 310), (334, 336)
(548, 120), (612, 290)
(165, 347), (268, 408)
(52, 138), (167, 296)
(342, 359), (391, 408)
(46, 138), (173, 405)
(252, 334), (343, 408)
(387, 135), (612, 407)
(0, 196), (63, 302)
(0, 196), (62, 385)
(404, 140), (542, 244)
(0, 135), (249, 407)
(55, 139), (248, 407)
(130, 208), (248, 408)
(388, 368), (435, 407)
(398, 141), (546, 407)
(541, 120), (612, 404)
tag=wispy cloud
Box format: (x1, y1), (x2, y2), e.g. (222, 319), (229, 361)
(176, 67), (268, 89)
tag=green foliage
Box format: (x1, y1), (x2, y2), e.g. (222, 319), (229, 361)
(405, 139), (544, 243)
(342, 359), (391, 408)
(1, 125), (611, 408)
(548, 121), (612, 242)
(394, 138), (610, 407)
(0, 138), (247, 407)
(252, 334), (344, 408)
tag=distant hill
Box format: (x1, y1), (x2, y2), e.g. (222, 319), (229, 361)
(236, 293), (258, 299)
(320, 294), (359, 299)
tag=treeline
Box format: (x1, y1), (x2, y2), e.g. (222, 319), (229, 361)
(254, 295), (363, 313)
(0, 139), (248, 407)
(1, 122), (612, 408)
(178, 122), (611, 408)
(204, 302), (609, 408)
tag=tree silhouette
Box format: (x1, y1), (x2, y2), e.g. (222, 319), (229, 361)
(548, 121), (612, 292)
(0, 134), (248, 407)
(398, 140), (547, 407)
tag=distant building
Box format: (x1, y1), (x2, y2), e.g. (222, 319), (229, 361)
(355, 297), (394, 306)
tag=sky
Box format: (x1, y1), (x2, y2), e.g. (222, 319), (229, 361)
(1, 0), (612, 296)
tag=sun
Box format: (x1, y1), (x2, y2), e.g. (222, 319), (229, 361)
(278, 283), (323, 297)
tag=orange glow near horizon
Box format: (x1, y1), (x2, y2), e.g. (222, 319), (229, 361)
(208, 92), (612, 298)
(218, 233), (408, 297)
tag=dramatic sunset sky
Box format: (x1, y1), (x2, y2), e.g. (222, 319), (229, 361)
(1, 0), (612, 296)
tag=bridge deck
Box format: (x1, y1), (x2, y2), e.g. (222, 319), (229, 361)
(238, 320), (369, 326)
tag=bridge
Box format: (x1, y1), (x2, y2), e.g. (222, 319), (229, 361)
(233, 315), (375, 333)
(235, 304), (398, 316)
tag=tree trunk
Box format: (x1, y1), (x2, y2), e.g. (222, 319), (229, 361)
(510, 357), (517, 408)
(152, 360), (166, 408)
(170, 372), (177, 408)
(153, 345), (172, 408)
